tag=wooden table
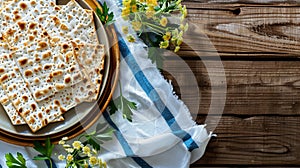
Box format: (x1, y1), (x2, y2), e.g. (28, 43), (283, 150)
(163, 0), (300, 167)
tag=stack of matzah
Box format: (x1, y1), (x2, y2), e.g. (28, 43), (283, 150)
(0, 0), (105, 132)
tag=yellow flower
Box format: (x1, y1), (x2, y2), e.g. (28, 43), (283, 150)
(58, 154), (65, 161)
(131, 5), (137, 13)
(146, 5), (155, 18)
(127, 35), (136, 43)
(121, 8), (130, 18)
(89, 156), (98, 166)
(103, 161), (107, 168)
(83, 161), (89, 168)
(123, 0), (131, 8)
(98, 159), (107, 168)
(66, 154), (73, 162)
(82, 146), (90, 155)
(148, 5), (155, 11)
(132, 21), (142, 31)
(139, 0), (145, 2)
(160, 40), (169, 49)
(160, 17), (168, 27)
(98, 158), (103, 166)
(163, 32), (171, 41)
(146, 10), (155, 19)
(174, 46), (180, 53)
(122, 26), (129, 34)
(146, 0), (157, 6)
(72, 141), (82, 150)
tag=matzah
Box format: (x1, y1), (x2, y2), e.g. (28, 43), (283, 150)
(12, 42), (84, 102)
(0, 85), (64, 126)
(73, 43), (105, 101)
(0, 37), (26, 125)
(0, 54), (69, 132)
(45, 0), (99, 44)
(0, 54), (49, 132)
(0, 0), (105, 132)
(0, 84), (25, 125)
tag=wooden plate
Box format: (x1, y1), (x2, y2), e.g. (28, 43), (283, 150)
(0, 0), (120, 146)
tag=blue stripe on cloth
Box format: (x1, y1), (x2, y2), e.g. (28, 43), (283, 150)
(118, 37), (199, 152)
(44, 158), (57, 168)
(103, 111), (153, 168)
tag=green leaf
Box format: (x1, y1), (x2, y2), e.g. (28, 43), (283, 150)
(95, 131), (113, 141)
(148, 47), (165, 69)
(5, 153), (27, 168)
(33, 137), (54, 168)
(121, 97), (137, 122)
(45, 137), (54, 158)
(95, 2), (115, 25)
(85, 135), (101, 151)
(109, 96), (121, 115)
(33, 156), (49, 161)
(109, 95), (137, 122)
(109, 82), (138, 122)
(33, 137), (53, 158)
(81, 122), (114, 151)
(16, 153), (26, 165)
(33, 141), (47, 156)
(103, 2), (109, 14)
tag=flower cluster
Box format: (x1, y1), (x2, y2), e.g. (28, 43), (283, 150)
(121, 0), (188, 53)
(57, 137), (107, 168)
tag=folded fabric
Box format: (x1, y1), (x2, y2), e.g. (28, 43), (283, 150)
(0, 0), (211, 167)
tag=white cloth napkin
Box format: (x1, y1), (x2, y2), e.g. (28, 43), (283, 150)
(0, 0), (211, 167)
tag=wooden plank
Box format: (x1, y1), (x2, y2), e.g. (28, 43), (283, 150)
(184, 1), (300, 7)
(179, 4), (300, 57)
(191, 116), (300, 166)
(163, 60), (300, 115)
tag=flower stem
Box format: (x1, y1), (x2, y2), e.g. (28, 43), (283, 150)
(143, 22), (164, 35)
(48, 158), (53, 168)
(144, 22), (167, 32)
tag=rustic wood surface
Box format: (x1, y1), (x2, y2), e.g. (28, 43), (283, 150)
(164, 0), (300, 167)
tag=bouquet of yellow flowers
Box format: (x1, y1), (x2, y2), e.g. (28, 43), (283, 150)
(121, 0), (188, 68)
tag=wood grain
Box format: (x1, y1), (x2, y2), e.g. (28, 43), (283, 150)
(167, 0), (300, 167)
(181, 3), (300, 58)
(192, 116), (300, 166)
(163, 60), (300, 115)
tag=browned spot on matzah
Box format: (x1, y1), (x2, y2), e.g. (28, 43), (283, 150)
(42, 51), (51, 59)
(25, 70), (33, 77)
(0, 68), (5, 73)
(22, 95), (28, 102)
(19, 2), (28, 10)
(29, 22), (37, 29)
(31, 104), (36, 111)
(37, 41), (47, 50)
(18, 58), (28, 66)
(0, 74), (9, 83)
(60, 24), (68, 30)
